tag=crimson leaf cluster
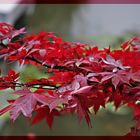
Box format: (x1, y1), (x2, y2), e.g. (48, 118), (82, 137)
(0, 23), (140, 135)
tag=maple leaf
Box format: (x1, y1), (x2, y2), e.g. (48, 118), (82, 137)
(4, 68), (19, 81)
(57, 74), (87, 93)
(128, 86), (140, 101)
(48, 71), (75, 85)
(113, 91), (123, 110)
(32, 106), (60, 129)
(73, 95), (92, 127)
(70, 86), (93, 96)
(0, 23), (25, 41)
(39, 49), (46, 58)
(1, 88), (49, 121)
(57, 80), (80, 94)
(57, 74), (93, 97)
(87, 73), (99, 82)
(92, 92), (107, 114)
(74, 74), (88, 87)
(46, 93), (68, 111)
(1, 68), (19, 90)
(127, 70), (140, 82)
(102, 55), (130, 70)
(5, 27), (25, 41)
(100, 70), (130, 89)
(0, 23), (13, 38)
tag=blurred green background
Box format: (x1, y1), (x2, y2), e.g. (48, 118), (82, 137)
(0, 4), (140, 136)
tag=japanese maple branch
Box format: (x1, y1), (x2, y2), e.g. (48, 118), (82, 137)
(15, 82), (59, 89)
(26, 56), (73, 71)
(0, 85), (56, 90)
(0, 81), (60, 90)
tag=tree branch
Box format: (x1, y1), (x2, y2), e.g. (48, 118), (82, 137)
(0, 81), (59, 90)
(26, 56), (73, 71)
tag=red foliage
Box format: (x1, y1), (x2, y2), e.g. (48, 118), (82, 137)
(0, 23), (140, 135)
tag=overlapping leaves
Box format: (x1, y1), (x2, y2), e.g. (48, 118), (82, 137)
(0, 23), (140, 135)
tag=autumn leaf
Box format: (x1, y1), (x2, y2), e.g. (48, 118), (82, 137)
(32, 106), (60, 129)
(2, 88), (49, 121)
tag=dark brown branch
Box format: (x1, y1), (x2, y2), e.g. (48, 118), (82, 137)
(14, 82), (59, 89)
(26, 56), (73, 71)
(0, 81), (59, 90)
(0, 85), (56, 90)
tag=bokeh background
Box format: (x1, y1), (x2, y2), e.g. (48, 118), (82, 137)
(0, 3), (140, 136)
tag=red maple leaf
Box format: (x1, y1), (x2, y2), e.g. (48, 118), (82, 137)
(0, 88), (49, 121)
(100, 70), (130, 89)
(32, 106), (60, 129)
